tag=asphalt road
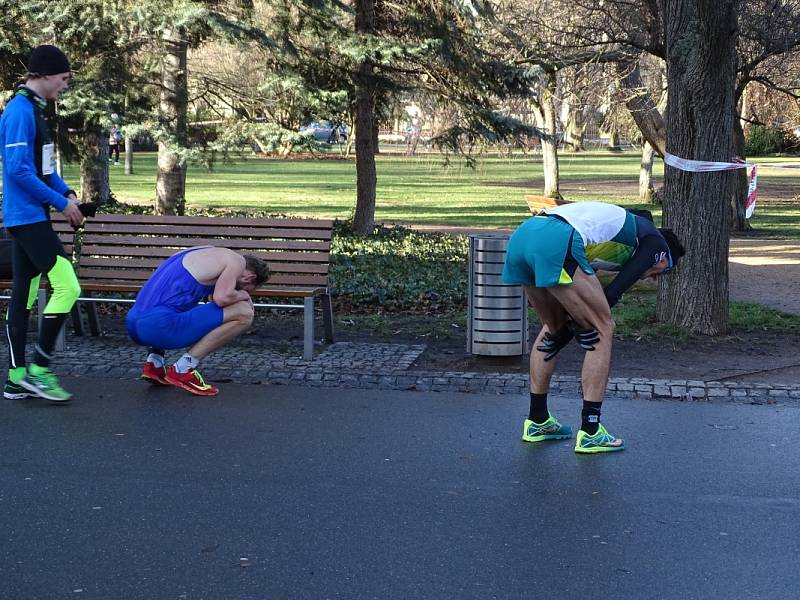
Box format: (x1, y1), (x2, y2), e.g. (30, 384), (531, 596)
(1, 379), (798, 600)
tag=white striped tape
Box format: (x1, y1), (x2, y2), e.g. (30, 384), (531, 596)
(663, 152), (800, 218)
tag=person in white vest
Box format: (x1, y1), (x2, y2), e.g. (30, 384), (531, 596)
(502, 201), (685, 453)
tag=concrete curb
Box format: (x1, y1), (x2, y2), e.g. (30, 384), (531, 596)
(48, 333), (798, 403)
(262, 371), (800, 403)
(62, 363), (800, 404)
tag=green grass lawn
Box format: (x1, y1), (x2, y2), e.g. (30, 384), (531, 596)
(96, 152), (647, 228)
(15, 150), (800, 236)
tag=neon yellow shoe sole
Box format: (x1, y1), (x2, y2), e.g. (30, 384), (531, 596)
(574, 424), (624, 453)
(522, 415), (572, 442)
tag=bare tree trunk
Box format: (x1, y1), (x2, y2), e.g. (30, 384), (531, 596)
(564, 107), (585, 151)
(533, 71), (561, 198)
(352, 0), (377, 234)
(80, 129), (110, 203)
(372, 115), (380, 155)
(731, 117), (752, 232)
(343, 109), (356, 157)
(639, 141), (656, 202)
(618, 57), (666, 156)
(605, 129), (620, 148)
(156, 28), (188, 216)
(54, 101), (63, 177)
(124, 133), (133, 175)
(55, 144), (63, 176)
(658, 0), (738, 335)
(739, 82), (752, 138)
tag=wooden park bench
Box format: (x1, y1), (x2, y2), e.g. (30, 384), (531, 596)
(525, 194), (567, 215)
(72, 213), (335, 360)
(526, 196), (654, 223)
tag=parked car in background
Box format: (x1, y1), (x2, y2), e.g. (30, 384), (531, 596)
(299, 120), (349, 144)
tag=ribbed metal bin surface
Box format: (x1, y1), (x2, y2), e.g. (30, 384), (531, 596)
(467, 234), (528, 356)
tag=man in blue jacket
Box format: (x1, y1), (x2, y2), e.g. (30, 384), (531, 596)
(1, 45), (84, 403)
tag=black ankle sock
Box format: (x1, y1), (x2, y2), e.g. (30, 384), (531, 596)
(33, 343), (55, 368)
(529, 392), (549, 423)
(581, 401), (602, 435)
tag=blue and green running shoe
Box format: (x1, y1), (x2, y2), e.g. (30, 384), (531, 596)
(19, 364), (72, 403)
(522, 415), (573, 443)
(574, 424), (624, 454)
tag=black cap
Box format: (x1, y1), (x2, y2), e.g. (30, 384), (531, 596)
(27, 45), (71, 76)
(658, 228), (686, 267)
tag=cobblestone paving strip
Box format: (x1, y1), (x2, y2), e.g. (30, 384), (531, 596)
(50, 334), (800, 404)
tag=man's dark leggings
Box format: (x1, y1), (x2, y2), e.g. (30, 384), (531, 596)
(5, 221), (80, 369)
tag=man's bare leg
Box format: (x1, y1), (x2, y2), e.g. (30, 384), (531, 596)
(546, 270), (614, 403)
(546, 269), (622, 450)
(524, 286), (568, 394)
(188, 299), (254, 360)
(520, 286), (573, 441)
(530, 326), (558, 393)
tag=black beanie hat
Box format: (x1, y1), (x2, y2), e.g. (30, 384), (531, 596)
(27, 45), (71, 76)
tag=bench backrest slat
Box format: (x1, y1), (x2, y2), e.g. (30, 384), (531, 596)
(77, 268), (328, 287)
(88, 223), (333, 240)
(526, 195), (567, 214)
(81, 235), (331, 252)
(80, 256), (330, 275)
(77, 245), (331, 263)
(88, 214), (335, 229)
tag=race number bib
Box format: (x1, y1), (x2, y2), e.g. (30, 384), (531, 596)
(42, 143), (55, 175)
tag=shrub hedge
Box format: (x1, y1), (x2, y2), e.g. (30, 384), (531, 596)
(744, 125), (800, 155)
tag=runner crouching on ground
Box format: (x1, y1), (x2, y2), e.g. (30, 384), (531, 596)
(502, 201), (685, 453)
(126, 247), (270, 396)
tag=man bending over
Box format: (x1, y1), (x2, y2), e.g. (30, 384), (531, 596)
(502, 201), (685, 453)
(126, 247), (270, 396)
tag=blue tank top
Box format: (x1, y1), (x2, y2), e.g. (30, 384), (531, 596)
(132, 248), (216, 312)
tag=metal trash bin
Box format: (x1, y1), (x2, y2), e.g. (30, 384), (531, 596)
(466, 233), (528, 356)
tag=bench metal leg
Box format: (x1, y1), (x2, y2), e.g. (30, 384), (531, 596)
(37, 289), (47, 334)
(321, 293), (334, 343)
(55, 322), (66, 352)
(303, 296), (314, 361)
(37, 289), (65, 352)
(70, 304), (85, 336)
(84, 295), (101, 336)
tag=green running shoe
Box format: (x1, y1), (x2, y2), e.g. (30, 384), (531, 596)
(4, 380), (33, 400)
(19, 364), (72, 403)
(522, 415), (573, 443)
(574, 424), (624, 454)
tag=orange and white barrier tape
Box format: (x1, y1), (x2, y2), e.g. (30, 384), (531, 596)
(664, 152), (800, 219)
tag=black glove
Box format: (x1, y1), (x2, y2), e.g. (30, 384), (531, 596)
(78, 202), (98, 218)
(536, 325), (574, 361)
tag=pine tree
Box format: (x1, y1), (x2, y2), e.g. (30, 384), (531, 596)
(143, 0), (272, 215)
(1, 0), (274, 213)
(0, 0), (154, 203)
(260, 0), (543, 233)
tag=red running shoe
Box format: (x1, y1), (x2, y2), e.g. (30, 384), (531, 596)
(141, 362), (168, 385)
(164, 365), (219, 396)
